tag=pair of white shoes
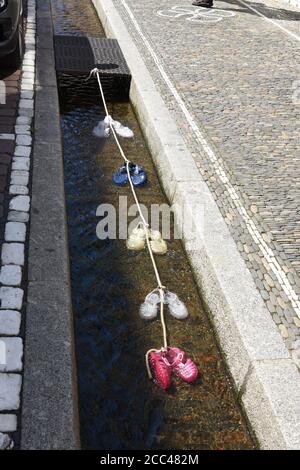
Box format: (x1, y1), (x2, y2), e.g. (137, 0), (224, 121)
(126, 226), (168, 255)
(93, 115), (134, 139)
(140, 289), (189, 321)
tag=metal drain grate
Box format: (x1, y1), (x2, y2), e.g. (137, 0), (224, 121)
(54, 35), (131, 100)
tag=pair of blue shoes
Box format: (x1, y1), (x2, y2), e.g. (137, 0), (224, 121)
(112, 163), (147, 187)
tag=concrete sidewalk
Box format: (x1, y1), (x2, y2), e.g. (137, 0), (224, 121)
(93, 0), (300, 449)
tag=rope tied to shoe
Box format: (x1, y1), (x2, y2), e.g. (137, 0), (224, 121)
(88, 69), (199, 390)
(145, 286), (168, 379)
(89, 68), (169, 378)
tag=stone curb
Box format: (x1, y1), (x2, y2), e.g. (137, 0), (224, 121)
(93, 0), (300, 449)
(20, 0), (80, 450)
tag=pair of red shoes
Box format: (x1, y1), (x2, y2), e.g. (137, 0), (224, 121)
(148, 347), (198, 390)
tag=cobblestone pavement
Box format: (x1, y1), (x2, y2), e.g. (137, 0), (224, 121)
(0, 0), (36, 449)
(110, 0), (300, 359)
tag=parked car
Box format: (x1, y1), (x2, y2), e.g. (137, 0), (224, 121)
(0, 0), (25, 67)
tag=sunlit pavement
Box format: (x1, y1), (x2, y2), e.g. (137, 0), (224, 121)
(108, 0), (300, 358)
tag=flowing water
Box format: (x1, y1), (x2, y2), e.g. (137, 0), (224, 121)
(52, 0), (256, 450)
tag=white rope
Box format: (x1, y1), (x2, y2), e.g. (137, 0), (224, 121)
(145, 291), (167, 379)
(90, 69), (130, 163)
(125, 160), (148, 229)
(88, 68), (168, 362)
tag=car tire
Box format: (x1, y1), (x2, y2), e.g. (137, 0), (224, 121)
(6, 20), (24, 69)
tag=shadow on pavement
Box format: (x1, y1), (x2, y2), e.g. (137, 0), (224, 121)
(213, 0), (300, 21)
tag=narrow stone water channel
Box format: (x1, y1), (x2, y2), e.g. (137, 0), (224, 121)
(52, 0), (256, 450)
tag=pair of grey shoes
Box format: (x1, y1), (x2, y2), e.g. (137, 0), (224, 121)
(140, 289), (189, 321)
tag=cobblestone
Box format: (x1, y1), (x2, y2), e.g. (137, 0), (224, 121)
(9, 185), (29, 196)
(0, 415), (17, 433)
(279, 325), (289, 339)
(11, 170), (29, 186)
(8, 211), (30, 223)
(0, 266), (22, 286)
(12, 157), (30, 171)
(14, 146), (31, 158)
(0, 432), (13, 450)
(294, 317), (300, 328)
(0, 287), (24, 310)
(16, 116), (31, 125)
(0, 338), (23, 373)
(0, 374), (22, 411)
(19, 99), (34, 110)
(5, 222), (27, 242)
(16, 135), (32, 146)
(0, 311), (21, 336)
(15, 125), (31, 135)
(1, 244), (25, 266)
(9, 195), (30, 212)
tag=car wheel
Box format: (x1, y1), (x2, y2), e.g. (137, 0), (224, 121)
(6, 20), (25, 69)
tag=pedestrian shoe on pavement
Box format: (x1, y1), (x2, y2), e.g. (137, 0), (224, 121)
(126, 224), (147, 251)
(148, 350), (172, 390)
(167, 347), (199, 383)
(192, 0), (213, 7)
(139, 289), (161, 320)
(149, 230), (168, 255)
(164, 291), (189, 320)
(112, 163), (147, 187)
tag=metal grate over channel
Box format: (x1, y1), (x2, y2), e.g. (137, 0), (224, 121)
(54, 35), (131, 100)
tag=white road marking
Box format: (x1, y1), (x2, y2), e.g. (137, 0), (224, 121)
(0, 134), (15, 141)
(157, 6), (235, 23)
(120, 0), (300, 318)
(236, 0), (300, 42)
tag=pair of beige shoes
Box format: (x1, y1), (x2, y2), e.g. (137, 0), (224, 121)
(126, 225), (168, 255)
